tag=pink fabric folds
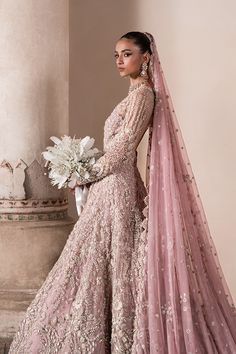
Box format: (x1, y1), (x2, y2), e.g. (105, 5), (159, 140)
(144, 32), (236, 353)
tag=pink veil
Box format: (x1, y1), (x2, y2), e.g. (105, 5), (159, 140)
(142, 32), (236, 353)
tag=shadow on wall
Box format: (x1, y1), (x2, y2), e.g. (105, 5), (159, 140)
(69, 0), (139, 218)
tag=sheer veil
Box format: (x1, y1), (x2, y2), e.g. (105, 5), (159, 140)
(142, 32), (236, 353)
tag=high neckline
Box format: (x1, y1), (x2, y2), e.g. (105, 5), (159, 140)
(128, 80), (151, 94)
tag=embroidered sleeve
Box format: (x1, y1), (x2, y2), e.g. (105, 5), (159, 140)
(79, 86), (155, 185)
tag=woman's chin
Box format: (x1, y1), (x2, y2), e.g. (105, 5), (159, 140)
(120, 72), (128, 78)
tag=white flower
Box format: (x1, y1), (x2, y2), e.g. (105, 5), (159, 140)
(42, 151), (55, 161)
(50, 136), (62, 145)
(80, 136), (95, 153)
(42, 134), (100, 188)
(42, 134), (103, 213)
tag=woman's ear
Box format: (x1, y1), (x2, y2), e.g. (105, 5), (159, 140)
(143, 52), (151, 64)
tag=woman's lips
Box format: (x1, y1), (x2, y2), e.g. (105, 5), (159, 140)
(118, 68), (125, 71)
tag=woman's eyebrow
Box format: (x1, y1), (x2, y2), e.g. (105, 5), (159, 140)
(114, 49), (132, 53)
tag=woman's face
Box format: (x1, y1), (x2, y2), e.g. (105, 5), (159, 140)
(114, 38), (149, 79)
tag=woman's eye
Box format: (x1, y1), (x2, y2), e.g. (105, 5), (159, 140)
(114, 53), (131, 59)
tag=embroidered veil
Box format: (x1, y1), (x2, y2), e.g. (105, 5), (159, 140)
(142, 32), (236, 353)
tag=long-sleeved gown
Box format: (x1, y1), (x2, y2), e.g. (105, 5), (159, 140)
(9, 81), (155, 354)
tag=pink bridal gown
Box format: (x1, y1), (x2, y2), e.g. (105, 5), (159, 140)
(9, 81), (155, 354)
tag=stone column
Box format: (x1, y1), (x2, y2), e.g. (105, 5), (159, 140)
(0, 0), (74, 345)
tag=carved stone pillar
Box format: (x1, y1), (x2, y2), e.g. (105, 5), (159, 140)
(0, 0), (74, 344)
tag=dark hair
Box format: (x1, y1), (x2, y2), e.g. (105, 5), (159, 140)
(120, 31), (152, 55)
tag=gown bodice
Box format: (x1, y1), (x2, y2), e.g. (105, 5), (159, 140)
(79, 81), (155, 184)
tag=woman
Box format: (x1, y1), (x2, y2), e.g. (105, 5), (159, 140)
(9, 32), (154, 353)
(9, 32), (236, 353)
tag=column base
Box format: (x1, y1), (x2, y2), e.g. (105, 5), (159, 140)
(0, 218), (75, 346)
(0, 289), (37, 351)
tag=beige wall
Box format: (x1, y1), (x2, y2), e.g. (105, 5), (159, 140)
(69, 0), (236, 300)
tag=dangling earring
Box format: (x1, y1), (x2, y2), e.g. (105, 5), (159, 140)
(140, 62), (148, 79)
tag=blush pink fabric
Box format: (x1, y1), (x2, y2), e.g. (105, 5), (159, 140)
(143, 32), (236, 353)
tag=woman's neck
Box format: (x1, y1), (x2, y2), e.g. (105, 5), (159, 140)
(129, 76), (148, 86)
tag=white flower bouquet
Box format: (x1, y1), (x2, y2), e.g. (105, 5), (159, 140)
(42, 135), (103, 215)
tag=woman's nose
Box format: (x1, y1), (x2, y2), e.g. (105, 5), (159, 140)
(117, 56), (123, 64)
